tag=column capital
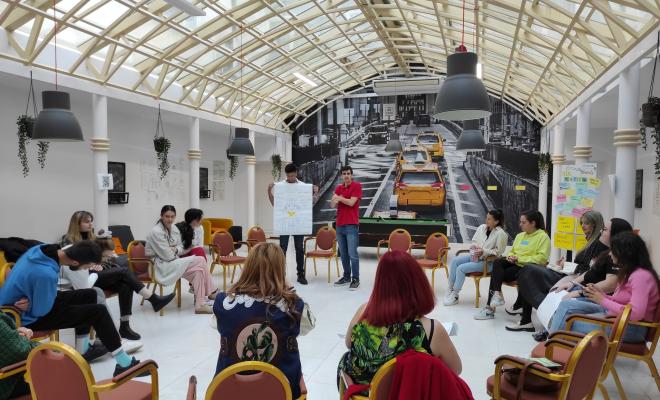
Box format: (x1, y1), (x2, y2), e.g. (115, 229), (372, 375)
(187, 149), (201, 160)
(90, 138), (110, 152)
(551, 154), (566, 165)
(572, 146), (592, 159)
(613, 129), (641, 147)
(244, 156), (257, 165)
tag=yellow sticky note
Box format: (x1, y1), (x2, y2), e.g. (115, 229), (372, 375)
(554, 233), (575, 250)
(564, 189), (576, 196)
(487, 185), (498, 191)
(580, 198), (594, 208)
(557, 216), (575, 233)
(576, 220), (584, 234)
(589, 178), (601, 187)
(515, 185), (526, 191)
(575, 235), (587, 251)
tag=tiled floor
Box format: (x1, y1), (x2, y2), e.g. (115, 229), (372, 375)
(64, 247), (659, 399)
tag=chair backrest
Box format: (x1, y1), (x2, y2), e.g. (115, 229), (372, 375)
(369, 357), (397, 400)
(206, 361), (292, 400)
(0, 263), (13, 287)
(563, 331), (608, 400)
(247, 226), (267, 246)
(26, 342), (96, 400)
(599, 304), (632, 381)
(644, 299), (660, 342)
(108, 225), (135, 251)
(213, 230), (236, 257)
(424, 232), (448, 260)
(315, 227), (336, 251)
(388, 229), (411, 252)
(127, 241), (150, 276)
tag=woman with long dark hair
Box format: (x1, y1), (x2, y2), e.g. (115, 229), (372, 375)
(146, 205), (217, 314)
(176, 208), (206, 260)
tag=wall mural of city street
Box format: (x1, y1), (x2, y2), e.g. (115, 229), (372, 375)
(292, 93), (545, 244)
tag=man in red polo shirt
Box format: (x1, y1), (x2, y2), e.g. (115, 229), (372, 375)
(331, 165), (362, 290)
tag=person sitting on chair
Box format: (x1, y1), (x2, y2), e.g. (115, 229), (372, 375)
(0, 312), (37, 400)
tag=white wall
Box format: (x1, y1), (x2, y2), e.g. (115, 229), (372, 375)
(0, 78), (278, 243)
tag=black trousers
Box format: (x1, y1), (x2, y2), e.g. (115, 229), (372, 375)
(517, 264), (562, 324)
(26, 289), (122, 352)
(487, 258), (521, 306)
(94, 267), (144, 317)
(280, 235), (305, 275)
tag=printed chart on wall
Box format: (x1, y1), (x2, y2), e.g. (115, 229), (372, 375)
(554, 163), (601, 251)
(273, 182), (313, 235)
(212, 160), (225, 201)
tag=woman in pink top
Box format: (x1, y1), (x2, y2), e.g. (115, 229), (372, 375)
(571, 232), (660, 343)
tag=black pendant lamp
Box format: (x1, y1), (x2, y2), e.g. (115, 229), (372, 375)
(32, 1), (82, 141)
(227, 127), (254, 156)
(456, 119), (486, 152)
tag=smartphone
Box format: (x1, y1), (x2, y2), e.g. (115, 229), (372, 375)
(571, 281), (584, 289)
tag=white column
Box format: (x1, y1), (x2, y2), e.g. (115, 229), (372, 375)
(614, 63), (641, 224)
(538, 130), (549, 220)
(550, 122), (566, 263)
(91, 94), (109, 232)
(188, 117), (201, 209)
(245, 131), (256, 228)
(573, 101), (592, 165)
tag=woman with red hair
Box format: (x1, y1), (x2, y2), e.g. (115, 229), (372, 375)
(337, 251), (461, 385)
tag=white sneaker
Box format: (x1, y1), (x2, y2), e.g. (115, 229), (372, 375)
(505, 321), (535, 332)
(491, 292), (505, 307)
(443, 290), (459, 306)
(474, 307), (495, 320)
(505, 305), (522, 315)
(121, 339), (143, 354)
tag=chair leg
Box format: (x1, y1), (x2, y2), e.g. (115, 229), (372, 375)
(474, 278), (481, 308)
(176, 279), (182, 308)
(642, 357), (660, 391)
(444, 265), (449, 278)
(223, 266), (227, 291)
(159, 285), (165, 316)
(431, 269), (435, 290)
(313, 258), (318, 277)
(610, 366), (627, 400)
(335, 257), (340, 277)
(327, 259), (331, 283)
(210, 261), (216, 275)
(230, 265), (237, 283)
(49, 330), (59, 341)
(598, 383), (610, 400)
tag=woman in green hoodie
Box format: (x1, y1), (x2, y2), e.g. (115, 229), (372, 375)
(474, 210), (550, 320)
(0, 313), (37, 400)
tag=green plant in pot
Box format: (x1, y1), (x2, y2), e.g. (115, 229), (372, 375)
(227, 151), (238, 181)
(537, 152), (551, 180)
(271, 154), (282, 181)
(16, 115), (33, 177)
(153, 105), (170, 179)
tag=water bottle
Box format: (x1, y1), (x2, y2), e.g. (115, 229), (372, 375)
(470, 246), (478, 263)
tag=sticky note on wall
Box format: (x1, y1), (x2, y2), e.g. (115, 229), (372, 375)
(557, 216), (575, 233)
(487, 185), (498, 191)
(554, 233), (575, 250)
(515, 185), (526, 191)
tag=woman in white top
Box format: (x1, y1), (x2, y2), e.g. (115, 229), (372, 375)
(444, 209), (508, 306)
(146, 205), (217, 314)
(176, 208), (206, 260)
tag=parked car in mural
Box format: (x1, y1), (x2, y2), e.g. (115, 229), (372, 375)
(394, 162), (446, 211)
(416, 131), (445, 159)
(396, 146), (432, 172)
(415, 114), (431, 127)
(367, 124), (388, 144)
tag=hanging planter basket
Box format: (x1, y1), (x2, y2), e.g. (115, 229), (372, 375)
(16, 72), (46, 177)
(271, 154), (282, 181)
(153, 105), (171, 179)
(642, 97), (660, 127)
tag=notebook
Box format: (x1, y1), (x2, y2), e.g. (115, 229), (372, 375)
(548, 261), (578, 275)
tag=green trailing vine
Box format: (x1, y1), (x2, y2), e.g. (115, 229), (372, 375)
(640, 119), (648, 150)
(229, 155), (238, 180)
(37, 141), (49, 169)
(271, 154), (282, 181)
(17, 115), (32, 177)
(652, 123), (660, 178)
(154, 137), (171, 179)
(537, 152), (551, 180)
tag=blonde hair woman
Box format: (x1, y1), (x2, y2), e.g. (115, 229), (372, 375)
(213, 242), (315, 399)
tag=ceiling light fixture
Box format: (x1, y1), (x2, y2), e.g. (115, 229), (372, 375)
(433, 0), (490, 121)
(32, 0), (83, 141)
(227, 24), (254, 157)
(163, 0), (206, 17)
(456, 119), (486, 152)
(293, 72), (318, 87)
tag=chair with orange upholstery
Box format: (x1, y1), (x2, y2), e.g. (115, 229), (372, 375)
(127, 240), (181, 316)
(415, 232), (450, 290)
(246, 226), (272, 249)
(210, 230), (248, 290)
(25, 341), (158, 400)
(0, 360), (29, 400)
(530, 304), (631, 399)
(339, 357), (396, 400)
(303, 226), (340, 283)
(487, 330), (608, 400)
(205, 361), (307, 400)
(376, 229), (412, 260)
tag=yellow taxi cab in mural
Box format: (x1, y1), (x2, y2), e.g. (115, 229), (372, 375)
(416, 131), (445, 159)
(394, 161), (446, 210)
(396, 146), (432, 173)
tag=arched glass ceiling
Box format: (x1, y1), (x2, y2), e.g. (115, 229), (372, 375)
(0, 0), (657, 131)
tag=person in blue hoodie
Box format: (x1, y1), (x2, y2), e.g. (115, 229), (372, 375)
(0, 240), (146, 377)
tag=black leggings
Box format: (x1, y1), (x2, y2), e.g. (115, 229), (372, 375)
(26, 289), (122, 352)
(94, 267), (144, 317)
(487, 258), (521, 306)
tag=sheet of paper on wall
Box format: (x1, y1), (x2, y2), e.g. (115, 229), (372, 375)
(273, 182), (313, 235)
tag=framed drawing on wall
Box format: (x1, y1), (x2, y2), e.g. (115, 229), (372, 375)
(635, 169), (643, 208)
(108, 162), (129, 204)
(200, 167), (211, 198)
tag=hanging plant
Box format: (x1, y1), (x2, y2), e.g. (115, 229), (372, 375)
(642, 32), (660, 178)
(153, 105), (171, 179)
(537, 152), (551, 179)
(640, 119), (648, 150)
(228, 155), (238, 180)
(652, 122), (660, 178)
(16, 115), (33, 177)
(37, 141), (49, 169)
(271, 154), (282, 181)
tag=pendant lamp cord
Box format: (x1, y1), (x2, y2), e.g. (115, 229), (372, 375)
(52, 0), (58, 90)
(649, 30), (659, 99)
(461, 0), (465, 48)
(239, 24), (243, 128)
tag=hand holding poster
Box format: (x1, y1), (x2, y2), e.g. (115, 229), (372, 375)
(273, 182), (313, 235)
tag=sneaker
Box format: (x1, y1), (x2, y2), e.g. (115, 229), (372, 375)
(533, 330), (549, 342)
(148, 292), (176, 313)
(474, 307), (495, 320)
(82, 342), (108, 362)
(505, 321), (535, 332)
(505, 305), (522, 316)
(195, 304), (213, 314)
(121, 339), (143, 354)
(349, 278), (360, 290)
(334, 276), (351, 286)
(491, 292), (505, 307)
(188, 284), (194, 294)
(297, 275), (308, 285)
(113, 357), (149, 378)
(443, 290), (459, 306)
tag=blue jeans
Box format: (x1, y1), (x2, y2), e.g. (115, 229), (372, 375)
(569, 312), (648, 343)
(336, 224), (359, 280)
(280, 235), (305, 275)
(549, 298), (605, 333)
(448, 254), (492, 291)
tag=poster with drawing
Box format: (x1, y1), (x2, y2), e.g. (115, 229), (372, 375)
(273, 182), (313, 235)
(213, 160), (225, 201)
